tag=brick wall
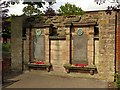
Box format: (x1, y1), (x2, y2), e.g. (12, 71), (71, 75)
(116, 11), (120, 74)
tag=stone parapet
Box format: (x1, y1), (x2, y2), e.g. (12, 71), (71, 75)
(65, 27), (70, 64)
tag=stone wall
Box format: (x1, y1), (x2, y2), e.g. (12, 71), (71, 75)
(65, 27), (70, 64)
(86, 11), (116, 82)
(11, 16), (24, 72)
(11, 11), (117, 82)
(98, 11), (115, 82)
(44, 28), (50, 63)
(24, 27), (49, 61)
(71, 26), (94, 66)
(23, 28), (30, 70)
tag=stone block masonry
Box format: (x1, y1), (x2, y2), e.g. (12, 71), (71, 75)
(11, 16), (24, 72)
(11, 11), (118, 82)
(98, 11), (115, 82)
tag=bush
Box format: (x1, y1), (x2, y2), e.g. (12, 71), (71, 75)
(115, 73), (120, 88)
(2, 43), (11, 52)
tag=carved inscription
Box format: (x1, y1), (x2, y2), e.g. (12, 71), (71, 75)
(73, 35), (88, 64)
(33, 36), (45, 61)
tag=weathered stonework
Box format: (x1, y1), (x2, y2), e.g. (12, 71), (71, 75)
(11, 11), (118, 82)
(87, 26), (94, 66)
(11, 16), (23, 72)
(44, 28), (50, 63)
(98, 11), (115, 82)
(23, 28), (30, 70)
(65, 27), (71, 64)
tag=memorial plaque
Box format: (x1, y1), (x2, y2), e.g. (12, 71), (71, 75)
(73, 34), (88, 64)
(33, 36), (45, 61)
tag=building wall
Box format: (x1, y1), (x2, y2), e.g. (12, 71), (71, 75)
(71, 26), (94, 66)
(94, 40), (99, 68)
(116, 11), (120, 75)
(11, 16), (23, 72)
(11, 11), (117, 82)
(24, 28), (47, 70)
(98, 11), (115, 81)
(86, 11), (116, 82)
(23, 28), (30, 70)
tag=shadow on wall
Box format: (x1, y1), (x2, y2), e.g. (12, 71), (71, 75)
(2, 43), (22, 89)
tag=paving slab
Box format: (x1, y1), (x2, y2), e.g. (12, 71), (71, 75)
(3, 70), (108, 88)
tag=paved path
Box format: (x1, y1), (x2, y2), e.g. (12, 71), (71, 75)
(3, 70), (108, 88)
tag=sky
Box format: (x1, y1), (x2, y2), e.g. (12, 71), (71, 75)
(7, 0), (118, 15)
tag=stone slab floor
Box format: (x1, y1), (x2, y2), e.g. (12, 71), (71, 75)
(2, 70), (108, 89)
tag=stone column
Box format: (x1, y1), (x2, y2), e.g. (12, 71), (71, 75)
(24, 28), (30, 63)
(44, 28), (50, 63)
(11, 17), (23, 72)
(66, 27), (70, 64)
(30, 28), (34, 61)
(88, 26), (94, 66)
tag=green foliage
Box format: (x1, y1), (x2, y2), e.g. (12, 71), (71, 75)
(44, 7), (56, 16)
(23, 5), (42, 16)
(2, 43), (11, 59)
(58, 3), (84, 16)
(116, 80), (120, 88)
(0, 0), (20, 17)
(2, 17), (11, 39)
(2, 43), (11, 52)
(45, 0), (56, 6)
(115, 73), (120, 88)
(1, 0), (56, 17)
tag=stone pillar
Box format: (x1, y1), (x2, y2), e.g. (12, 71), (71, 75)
(66, 27), (70, 64)
(98, 11), (115, 82)
(11, 17), (23, 72)
(30, 28), (34, 61)
(94, 40), (99, 68)
(24, 28), (30, 64)
(88, 26), (94, 66)
(44, 28), (50, 63)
